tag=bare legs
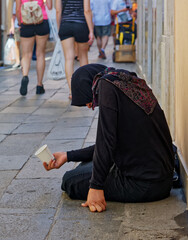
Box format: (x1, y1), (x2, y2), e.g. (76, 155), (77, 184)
(77, 42), (89, 66)
(36, 34), (49, 86)
(21, 36), (35, 76)
(61, 37), (75, 96)
(61, 38), (89, 98)
(20, 34), (48, 95)
(15, 41), (20, 65)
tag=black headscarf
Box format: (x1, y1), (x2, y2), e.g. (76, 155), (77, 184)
(71, 64), (107, 106)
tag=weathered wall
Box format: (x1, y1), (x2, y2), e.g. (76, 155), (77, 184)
(174, 0), (188, 185)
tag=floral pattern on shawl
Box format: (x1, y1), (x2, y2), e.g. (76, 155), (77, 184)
(92, 67), (157, 115)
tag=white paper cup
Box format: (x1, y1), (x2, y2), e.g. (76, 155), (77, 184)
(35, 144), (55, 164)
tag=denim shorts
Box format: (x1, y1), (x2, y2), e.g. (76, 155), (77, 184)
(94, 24), (111, 37)
(59, 21), (89, 42)
(20, 20), (50, 38)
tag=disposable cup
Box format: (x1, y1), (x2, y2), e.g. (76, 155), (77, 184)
(35, 144), (55, 164)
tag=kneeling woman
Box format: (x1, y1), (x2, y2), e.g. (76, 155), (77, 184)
(44, 64), (174, 213)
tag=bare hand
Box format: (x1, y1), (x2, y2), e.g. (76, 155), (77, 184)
(81, 188), (106, 212)
(9, 28), (14, 34)
(43, 152), (67, 171)
(88, 32), (94, 46)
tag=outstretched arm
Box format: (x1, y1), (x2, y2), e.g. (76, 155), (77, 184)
(43, 145), (95, 171)
(111, 7), (128, 16)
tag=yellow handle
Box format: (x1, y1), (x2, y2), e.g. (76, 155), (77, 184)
(119, 32), (124, 45)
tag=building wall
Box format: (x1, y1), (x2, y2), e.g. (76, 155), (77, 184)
(137, 0), (188, 205)
(174, 0), (188, 201)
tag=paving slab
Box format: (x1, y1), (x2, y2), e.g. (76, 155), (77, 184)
(32, 107), (66, 116)
(11, 98), (45, 107)
(40, 139), (84, 152)
(0, 155), (28, 170)
(0, 113), (30, 123)
(0, 178), (62, 209)
(0, 208), (55, 240)
(46, 126), (90, 140)
(0, 134), (6, 142)
(23, 114), (61, 123)
(41, 100), (68, 109)
(90, 118), (98, 129)
(0, 94), (19, 101)
(0, 106), (38, 114)
(60, 109), (97, 118)
(0, 170), (18, 199)
(117, 190), (188, 240)
(85, 128), (97, 143)
(0, 133), (45, 156)
(41, 79), (65, 89)
(0, 123), (20, 134)
(49, 92), (72, 102)
(83, 142), (95, 148)
(47, 193), (125, 240)
(26, 89), (58, 100)
(0, 100), (17, 110)
(12, 122), (54, 134)
(56, 117), (93, 128)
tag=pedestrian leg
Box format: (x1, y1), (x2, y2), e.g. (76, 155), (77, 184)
(61, 37), (75, 98)
(77, 42), (89, 66)
(35, 34), (49, 93)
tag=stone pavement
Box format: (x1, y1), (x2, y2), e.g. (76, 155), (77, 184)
(0, 38), (188, 240)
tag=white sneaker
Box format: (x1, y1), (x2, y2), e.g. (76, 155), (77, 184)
(12, 63), (21, 69)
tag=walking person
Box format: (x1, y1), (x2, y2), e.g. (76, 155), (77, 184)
(9, 0), (21, 69)
(16, 0), (52, 96)
(43, 64), (175, 213)
(90, 0), (112, 59)
(56, 0), (94, 99)
(111, 0), (132, 24)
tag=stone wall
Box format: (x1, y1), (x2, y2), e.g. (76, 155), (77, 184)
(137, 0), (188, 206)
(137, 0), (175, 137)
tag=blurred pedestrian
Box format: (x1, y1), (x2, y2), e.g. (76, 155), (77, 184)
(56, 0), (94, 100)
(90, 0), (112, 59)
(111, 0), (132, 24)
(16, 0), (52, 96)
(9, 0), (21, 69)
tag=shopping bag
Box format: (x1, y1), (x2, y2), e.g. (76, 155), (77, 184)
(47, 38), (66, 80)
(46, 7), (58, 42)
(4, 34), (16, 65)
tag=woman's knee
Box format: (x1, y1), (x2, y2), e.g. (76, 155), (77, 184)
(22, 51), (33, 60)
